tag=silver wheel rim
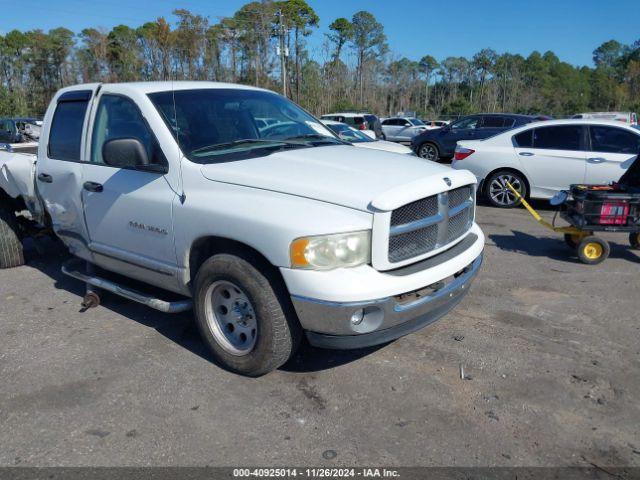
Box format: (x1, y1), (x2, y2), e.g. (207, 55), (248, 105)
(204, 280), (257, 356)
(489, 174), (522, 206)
(419, 144), (437, 160)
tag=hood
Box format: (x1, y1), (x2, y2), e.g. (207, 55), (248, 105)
(354, 140), (413, 154)
(200, 145), (476, 211)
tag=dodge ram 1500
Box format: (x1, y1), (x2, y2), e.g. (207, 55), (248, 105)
(0, 82), (484, 376)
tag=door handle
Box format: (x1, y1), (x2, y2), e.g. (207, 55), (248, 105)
(37, 173), (53, 183)
(519, 152), (534, 156)
(587, 157), (606, 164)
(83, 181), (103, 193)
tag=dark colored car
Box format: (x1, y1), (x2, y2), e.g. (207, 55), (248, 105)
(412, 113), (544, 162)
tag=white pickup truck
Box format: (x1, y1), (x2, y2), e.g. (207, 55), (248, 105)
(0, 82), (484, 376)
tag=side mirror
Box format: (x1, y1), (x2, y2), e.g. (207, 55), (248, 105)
(103, 138), (149, 169)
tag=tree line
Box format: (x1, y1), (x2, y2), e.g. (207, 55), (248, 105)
(1, 0), (639, 119)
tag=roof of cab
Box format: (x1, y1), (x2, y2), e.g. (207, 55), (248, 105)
(56, 81), (272, 95)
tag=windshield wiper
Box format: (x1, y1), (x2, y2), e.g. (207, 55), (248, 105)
(192, 139), (289, 154)
(284, 134), (345, 144)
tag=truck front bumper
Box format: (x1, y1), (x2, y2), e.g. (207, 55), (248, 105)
(291, 253), (482, 350)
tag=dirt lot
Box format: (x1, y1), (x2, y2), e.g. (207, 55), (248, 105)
(0, 204), (639, 467)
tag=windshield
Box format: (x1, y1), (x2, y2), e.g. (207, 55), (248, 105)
(409, 118), (425, 126)
(325, 123), (374, 143)
(148, 88), (341, 162)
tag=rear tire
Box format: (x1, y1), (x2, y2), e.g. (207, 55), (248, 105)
(0, 204), (24, 269)
(577, 236), (609, 265)
(417, 142), (440, 162)
(485, 170), (528, 208)
(193, 253), (301, 376)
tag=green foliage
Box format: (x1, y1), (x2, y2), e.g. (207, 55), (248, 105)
(0, 8), (638, 119)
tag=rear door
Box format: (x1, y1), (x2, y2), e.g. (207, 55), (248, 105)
(36, 88), (97, 258)
(81, 92), (178, 284)
(443, 116), (481, 155)
(585, 125), (640, 184)
(514, 125), (587, 197)
(478, 115), (508, 139)
(381, 118), (402, 141)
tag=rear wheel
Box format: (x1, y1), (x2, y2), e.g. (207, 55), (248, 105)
(417, 143), (440, 162)
(577, 236), (609, 265)
(0, 204), (24, 269)
(629, 232), (640, 250)
(193, 253), (301, 376)
(485, 170), (527, 208)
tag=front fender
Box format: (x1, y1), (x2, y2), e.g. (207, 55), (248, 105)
(174, 175), (373, 273)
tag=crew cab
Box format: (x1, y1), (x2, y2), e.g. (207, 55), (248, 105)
(0, 82), (484, 376)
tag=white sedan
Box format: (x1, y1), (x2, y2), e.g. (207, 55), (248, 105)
(321, 120), (414, 155)
(452, 119), (640, 207)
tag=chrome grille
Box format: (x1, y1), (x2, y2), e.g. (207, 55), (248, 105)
(391, 196), (438, 226)
(448, 186), (472, 209)
(446, 208), (473, 244)
(388, 185), (474, 263)
(388, 224), (439, 263)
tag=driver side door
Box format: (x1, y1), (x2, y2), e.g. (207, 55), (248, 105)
(81, 93), (179, 287)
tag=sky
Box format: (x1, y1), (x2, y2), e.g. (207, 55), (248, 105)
(1, 0), (639, 67)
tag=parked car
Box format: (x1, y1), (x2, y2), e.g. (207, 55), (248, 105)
(421, 120), (451, 130)
(321, 120), (414, 155)
(0, 117), (42, 143)
(412, 113), (543, 162)
(0, 81), (484, 376)
(451, 119), (640, 208)
(381, 117), (429, 143)
(572, 112), (638, 126)
(320, 112), (383, 139)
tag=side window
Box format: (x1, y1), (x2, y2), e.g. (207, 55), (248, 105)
(48, 100), (89, 161)
(91, 95), (166, 167)
(382, 119), (395, 126)
(0, 120), (10, 141)
(481, 116), (505, 128)
(503, 118), (516, 128)
(590, 126), (640, 154)
(451, 117), (479, 130)
(533, 126), (583, 151)
(513, 129), (533, 148)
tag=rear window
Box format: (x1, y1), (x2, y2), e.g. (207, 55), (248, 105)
(48, 99), (90, 160)
(344, 116), (364, 126)
(482, 116), (505, 128)
(513, 129), (533, 148)
(533, 126), (583, 150)
(590, 126), (640, 154)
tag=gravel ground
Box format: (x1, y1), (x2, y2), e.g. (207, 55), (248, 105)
(0, 204), (639, 467)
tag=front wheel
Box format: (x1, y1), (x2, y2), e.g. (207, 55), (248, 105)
(417, 143), (440, 162)
(193, 253), (301, 376)
(485, 171), (528, 208)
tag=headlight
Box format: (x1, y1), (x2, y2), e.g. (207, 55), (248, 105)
(290, 231), (371, 270)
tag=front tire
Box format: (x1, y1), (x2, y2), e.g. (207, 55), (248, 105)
(485, 170), (528, 208)
(193, 253), (301, 376)
(417, 142), (440, 162)
(0, 204), (24, 269)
